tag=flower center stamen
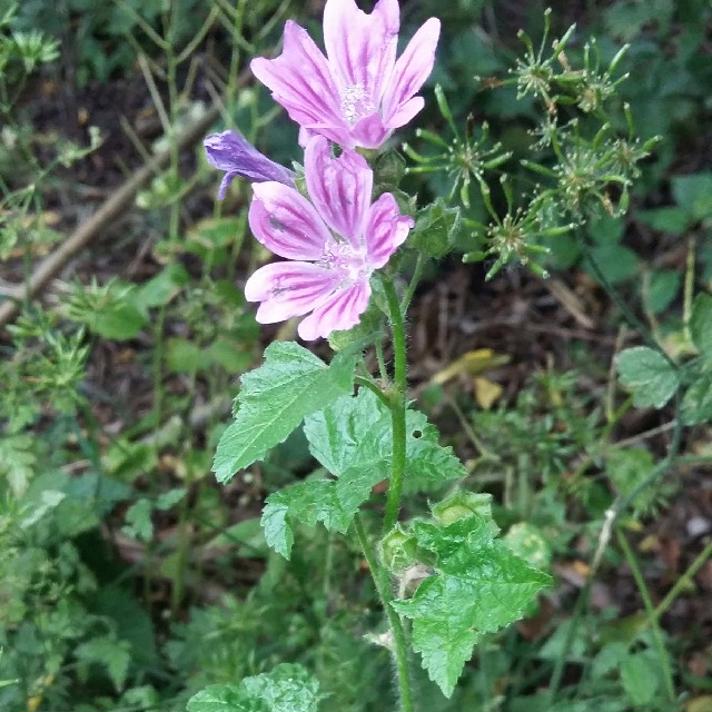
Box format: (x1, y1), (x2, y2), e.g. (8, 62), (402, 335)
(340, 83), (375, 125)
(323, 242), (370, 286)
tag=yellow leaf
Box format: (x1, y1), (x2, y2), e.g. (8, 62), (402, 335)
(687, 696), (712, 712)
(474, 377), (503, 410)
(431, 349), (510, 385)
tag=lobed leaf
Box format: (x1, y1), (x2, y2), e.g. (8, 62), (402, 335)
(186, 664), (320, 712)
(213, 342), (355, 483)
(615, 346), (679, 409)
(391, 513), (552, 697)
(261, 480), (353, 559)
(261, 389), (467, 558)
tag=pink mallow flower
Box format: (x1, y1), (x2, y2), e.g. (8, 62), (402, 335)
(244, 136), (414, 340)
(250, 0), (440, 150)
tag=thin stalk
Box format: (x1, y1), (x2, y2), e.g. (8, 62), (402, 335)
(652, 539), (712, 624)
(382, 277), (408, 532)
(401, 254), (426, 312)
(581, 237), (676, 369)
(225, 0), (248, 111)
(376, 336), (389, 381)
(354, 515), (414, 712)
(171, 479), (193, 615)
(355, 375), (391, 408)
(164, 6), (181, 243)
(143, 302), (168, 605)
(617, 530), (676, 702)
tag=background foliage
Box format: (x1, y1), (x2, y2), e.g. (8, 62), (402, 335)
(1, 0), (711, 710)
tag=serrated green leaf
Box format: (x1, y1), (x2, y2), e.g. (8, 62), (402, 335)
(392, 513), (552, 697)
(605, 447), (660, 515)
(186, 684), (254, 712)
(261, 480), (352, 559)
(276, 389), (467, 556)
(241, 663), (320, 712)
(616, 346), (679, 409)
(123, 498), (153, 542)
(690, 293), (712, 363)
(213, 343), (355, 483)
(404, 409), (468, 491)
(186, 664), (319, 712)
(75, 635), (131, 691)
(411, 198), (464, 258)
(91, 302), (147, 340)
(305, 389), (466, 496)
(0, 434), (36, 496)
(682, 371), (712, 425)
(261, 389), (466, 557)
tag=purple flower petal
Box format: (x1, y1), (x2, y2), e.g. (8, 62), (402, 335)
(203, 130), (294, 199)
(250, 2), (440, 149)
(382, 17), (441, 128)
(250, 21), (350, 146)
(365, 192), (414, 268)
(323, 0), (399, 115)
(297, 278), (372, 340)
(351, 113), (392, 150)
(249, 182), (333, 260)
(304, 136), (372, 247)
(245, 261), (340, 323)
(384, 96), (425, 132)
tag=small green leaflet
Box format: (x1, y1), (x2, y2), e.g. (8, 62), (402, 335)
(682, 371), (712, 425)
(690, 293), (712, 364)
(186, 663), (320, 712)
(391, 512), (552, 697)
(620, 653), (660, 707)
(615, 346), (679, 409)
(75, 636), (132, 691)
(262, 389), (467, 558)
(213, 342), (355, 483)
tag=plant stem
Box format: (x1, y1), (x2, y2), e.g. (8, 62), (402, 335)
(581, 237), (676, 369)
(617, 530), (676, 702)
(652, 539), (712, 623)
(355, 375), (392, 408)
(354, 515), (414, 712)
(382, 277), (408, 532)
(401, 254), (425, 312)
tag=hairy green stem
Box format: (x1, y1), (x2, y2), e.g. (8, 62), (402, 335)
(382, 278), (408, 532)
(617, 530), (676, 702)
(354, 515), (414, 712)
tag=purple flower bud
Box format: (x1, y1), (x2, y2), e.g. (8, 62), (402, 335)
(203, 129), (295, 199)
